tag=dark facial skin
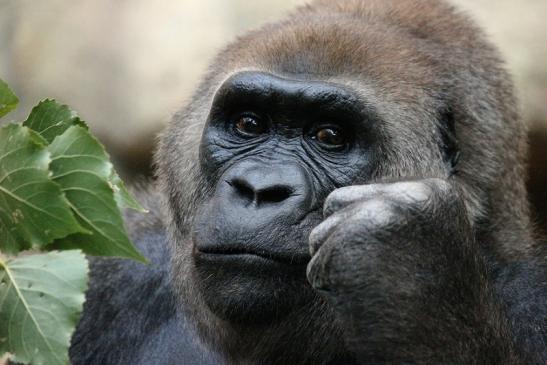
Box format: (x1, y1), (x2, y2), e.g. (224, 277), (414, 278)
(192, 71), (377, 322)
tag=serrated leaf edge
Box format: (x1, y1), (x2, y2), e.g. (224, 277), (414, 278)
(0, 125), (89, 252)
(0, 78), (19, 118)
(0, 257), (64, 364)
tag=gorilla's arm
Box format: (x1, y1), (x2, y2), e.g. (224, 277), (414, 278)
(307, 179), (547, 365)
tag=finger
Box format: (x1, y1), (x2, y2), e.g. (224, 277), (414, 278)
(309, 211), (346, 255)
(323, 181), (436, 217)
(306, 247), (332, 291)
(323, 185), (381, 217)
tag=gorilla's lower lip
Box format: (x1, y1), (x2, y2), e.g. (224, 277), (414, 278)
(196, 246), (310, 266)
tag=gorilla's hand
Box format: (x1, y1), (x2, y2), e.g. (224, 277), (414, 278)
(306, 179), (506, 363)
(307, 179), (468, 289)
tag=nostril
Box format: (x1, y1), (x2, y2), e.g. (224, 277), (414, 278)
(258, 186), (294, 204)
(229, 178), (255, 203)
(229, 178), (294, 205)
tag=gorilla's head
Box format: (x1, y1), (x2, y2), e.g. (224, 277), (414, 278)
(156, 0), (529, 362)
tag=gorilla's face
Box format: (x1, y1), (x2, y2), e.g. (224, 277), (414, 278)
(191, 71), (377, 322)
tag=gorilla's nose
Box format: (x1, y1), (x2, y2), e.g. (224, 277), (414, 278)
(230, 177), (293, 205)
(224, 161), (312, 216)
(193, 161), (314, 262)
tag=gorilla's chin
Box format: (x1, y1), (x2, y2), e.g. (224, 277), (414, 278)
(193, 249), (315, 324)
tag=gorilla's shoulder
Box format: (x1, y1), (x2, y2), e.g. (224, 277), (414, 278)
(69, 187), (216, 365)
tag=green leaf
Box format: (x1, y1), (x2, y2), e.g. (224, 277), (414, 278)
(0, 79), (19, 118)
(23, 99), (145, 213)
(23, 99), (87, 144)
(48, 125), (146, 262)
(0, 124), (86, 254)
(0, 250), (88, 365)
(110, 171), (147, 212)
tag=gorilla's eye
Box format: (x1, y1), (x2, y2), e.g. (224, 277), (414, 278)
(234, 115), (267, 137)
(313, 127), (346, 148)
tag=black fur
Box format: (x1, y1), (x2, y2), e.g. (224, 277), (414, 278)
(70, 1), (547, 364)
(69, 206), (220, 364)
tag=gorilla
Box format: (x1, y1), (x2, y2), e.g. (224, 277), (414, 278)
(70, 0), (547, 364)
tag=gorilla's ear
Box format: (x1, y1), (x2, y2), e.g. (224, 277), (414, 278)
(439, 108), (460, 175)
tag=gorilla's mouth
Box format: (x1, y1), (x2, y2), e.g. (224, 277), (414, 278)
(196, 245), (310, 266)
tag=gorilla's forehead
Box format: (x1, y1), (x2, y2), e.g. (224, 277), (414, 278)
(204, 27), (452, 128)
(210, 71), (372, 123)
(213, 14), (449, 93)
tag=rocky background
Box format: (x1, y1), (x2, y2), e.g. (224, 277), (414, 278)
(0, 0), (545, 233)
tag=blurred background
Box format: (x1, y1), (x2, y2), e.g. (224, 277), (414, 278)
(0, 0), (545, 233)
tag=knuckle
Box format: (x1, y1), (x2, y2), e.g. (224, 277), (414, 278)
(424, 178), (453, 195)
(309, 227), (326, 255)
(323, 194), (340, 217)
(355, 198), (396, 228)
(309, 214), (344, 254)
(324, 185), (375, 216)
(390, 181), (435, 203)
(324, 188), (350, 214)
(389, 179), (457, 207)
